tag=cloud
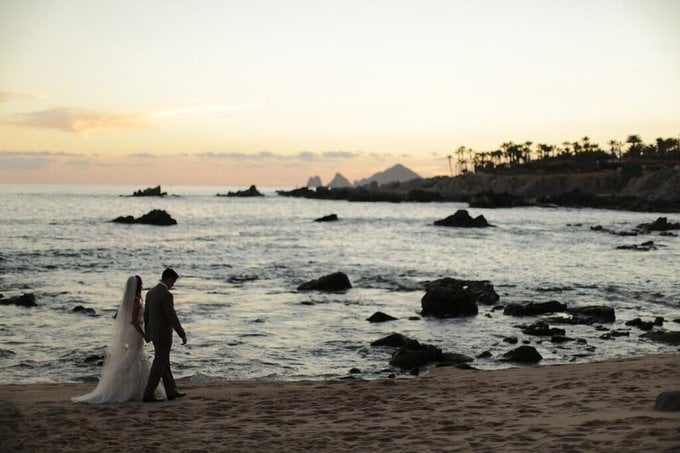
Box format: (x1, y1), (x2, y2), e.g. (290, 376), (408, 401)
(0, 150), (89, 170)
(128, 152), (158, 158)
(0, 150), (83, 157)
(195, 150), (361, 162)
(3, 107), (151, 136)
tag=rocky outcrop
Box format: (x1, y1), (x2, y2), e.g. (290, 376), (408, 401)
(433, 210), (491, 228)
(328, 173), (351, 189)
(641, 331), (680, 346)
(625, 317), (663, 331)
(520, 320), (566, 337)
(217, 185), (264, 197)
(469, 191), (531, 208)
(504, 301), (567, 316)
(0, 293), (37, 307)
(73, 306), (96, 315)
(617, 241), (657, 251)
(654, 391), (680, 411)
(367, 312), (397, 323)
(112, 209), (177, 226)
(389, 339), (443, 370)
(354, 164), (422, 187)
(566, 306), (615, 324)
(420, 278), (499, 318)
(371, 333), (410, 347)
(502, 345), (542, 363)
(132, 185), (167, 197)
(314, 214), (338, 222)
(636, 217), (680, 232)
(306, 176), (322, 188)
(298, 272), (352, 292)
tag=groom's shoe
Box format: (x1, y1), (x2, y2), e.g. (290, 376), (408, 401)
(143, 397), (164, 403)
(167, 392), (187, 401)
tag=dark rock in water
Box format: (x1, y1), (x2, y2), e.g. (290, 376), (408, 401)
(371, 333), (411, 348)
(551, 335), (575, 343)
(0, 348), (16, 358)
(617, 241), (657, 251)
(641, 331), (680, 346)
(468, 191), (531, 208)
(297, 272), (352, 292)
(477, 350), (492, 359)
(84, 354), (104, 364)
(367, 312), (398, 323)
(565, 306), (615, 324)
(0, 293), (37, 307)
(314, 214), (339, 222)
(520, 320), (566, 337)
(349, 368), (361, 374)
(112, 209), (177, 226)
(504, 300), (567, 317)
(637, 217), (680, 233)
(502, 345), (542, 363)
(654, 391), (680, 411)
(72, 306), (96, 315)
(420, 277), (499, 318)
(389, 339), (443, 369)
(217, 185), (264, 197)
(434, 210), (491, 228)
(503, 337), (518, 344)
(132, 185), (167, 197)
(625, 318), (655, 331)
(227, 274), (259, 284)
(438, 352), (474, 366)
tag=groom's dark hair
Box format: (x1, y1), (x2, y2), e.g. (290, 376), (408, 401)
(162, 268), (179, 281)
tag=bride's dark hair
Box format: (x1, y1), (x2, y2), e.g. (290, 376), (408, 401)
(134, 275), (142, 296)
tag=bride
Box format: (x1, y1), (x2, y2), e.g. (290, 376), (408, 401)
(73, 275), (164, 403)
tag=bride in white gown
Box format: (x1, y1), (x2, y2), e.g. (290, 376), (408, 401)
(72, 275), (164, 403)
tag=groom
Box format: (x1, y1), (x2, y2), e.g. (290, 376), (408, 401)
(143, 268), (188, 402)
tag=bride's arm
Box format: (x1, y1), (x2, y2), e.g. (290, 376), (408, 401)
(130, 298), (149, 342)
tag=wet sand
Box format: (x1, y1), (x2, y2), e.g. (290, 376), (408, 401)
(1, 354), (679, 452)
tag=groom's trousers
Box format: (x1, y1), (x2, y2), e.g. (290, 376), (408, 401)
(144, 341), (177, 399)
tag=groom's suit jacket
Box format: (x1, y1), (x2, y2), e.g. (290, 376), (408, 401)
(144, 283), (186, 345)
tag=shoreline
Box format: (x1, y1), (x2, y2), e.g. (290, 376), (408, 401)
(2, 354), (678, 452)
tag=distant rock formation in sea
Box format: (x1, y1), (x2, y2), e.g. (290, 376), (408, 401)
(112, 209), (177, 226)
(216, 185), (264, 197)
(354, 163), (422, 187)
(306, 176), (322, 188)
(328, 173), (351, 189)
(132, 185), (167, 197)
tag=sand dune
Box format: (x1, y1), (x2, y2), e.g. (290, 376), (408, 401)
(1, 354), (679, 452)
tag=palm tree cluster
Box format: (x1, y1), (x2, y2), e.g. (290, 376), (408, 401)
(448, 134), (680, 175)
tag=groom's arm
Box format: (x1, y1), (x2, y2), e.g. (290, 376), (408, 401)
(163, 293), (187, 343)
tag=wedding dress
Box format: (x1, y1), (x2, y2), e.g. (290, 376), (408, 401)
(72, 276), (164, 403)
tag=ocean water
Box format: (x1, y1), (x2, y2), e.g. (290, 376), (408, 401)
(0, 184), (678, 384)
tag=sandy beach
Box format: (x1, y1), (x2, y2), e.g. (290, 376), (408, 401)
(1, 354), (678, 452)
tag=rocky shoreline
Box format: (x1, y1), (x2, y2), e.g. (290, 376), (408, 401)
(278, 166), (680, 212)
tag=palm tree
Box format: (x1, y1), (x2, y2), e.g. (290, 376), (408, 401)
(607, 139), (623, 158)
(625, 135), (643, 158)
(446, 155), (453, 177)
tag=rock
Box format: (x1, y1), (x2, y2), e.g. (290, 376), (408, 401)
(420, 277), (499, 318)
(503, 337), (518, 344)
(0, 293), (37, 307)
(217, 185), (264, 197)
(550, 335), (575, 343)
(637, 217), (680, 233)
(328, 173), (351, 189)
(520, 320), (566, 337)
(434, 210), (491, 228)
(503, 300), (567, 317)
(502, 346), (542, 363)
(297, 272), (352, 292)
(132, 185), (167, 197)
(0, 348), (16, 358)
(565, 306), (615, 324)
(438, 352), (474, 366)
(654, 391), (680, 411)
(112, 209), (177, 226)
(72, 306), (96, 315)
(84, 354), (104, 364)
(617, 241), (657, 251)
(477, 351), (492, 359)
(314, 214), (339, 222)
(640, 331), (680, 346)
(367, 312), (398, 323)
(371, 333), (410, 348)
(389, 340), (443, 370)
(349, 368), (361, 374)
(625, 318), (654, 331)
(306, 176), (322, 188)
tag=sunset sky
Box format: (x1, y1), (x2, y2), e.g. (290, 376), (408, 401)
(1, 0), (679, 186)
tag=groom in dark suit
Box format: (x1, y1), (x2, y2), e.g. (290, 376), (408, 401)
(143, 268), (188, 402)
